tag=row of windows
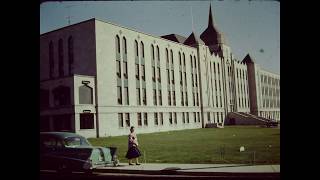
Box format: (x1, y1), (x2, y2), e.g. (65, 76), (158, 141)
(179, 52), (188, 106)
(166, 49), (176, 106)
(48, 36), (74, 79)
(260, 75), (280, 87)
(259, 111), (280, 120)
(236, 68), (249, 109)
(207, 112), (225, 123)
(40, 113), (94, 132)
(207, 60), (223, 108)
(262, 87), (280, 97)
(151, 44), (162, 106)
(118, 112), (201, 128)
(40, 84), (93, 108)
(191, 55), (200, 106)
(262, 99), (280, 108)
(116, 35), (130, 106)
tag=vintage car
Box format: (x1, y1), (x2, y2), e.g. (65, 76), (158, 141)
(40, 132), (119, 173)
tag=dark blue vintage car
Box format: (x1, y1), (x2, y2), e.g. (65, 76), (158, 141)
(40, 132), (119, 173)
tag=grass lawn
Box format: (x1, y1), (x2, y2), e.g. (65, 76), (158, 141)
(88, 126), (280, 164)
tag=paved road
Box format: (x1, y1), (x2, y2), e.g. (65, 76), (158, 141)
(40, 171), (280, 180)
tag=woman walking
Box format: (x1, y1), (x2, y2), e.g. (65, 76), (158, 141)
(125, 126), (141, 165)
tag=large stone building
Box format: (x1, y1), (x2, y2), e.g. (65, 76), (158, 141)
(40, 5), (280, 138)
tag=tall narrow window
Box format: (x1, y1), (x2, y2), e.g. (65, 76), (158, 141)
(152, 67), (156, 82)
(158, 90), (162, 106)
(153, 89), (157, 105)
(136, 88), (141, 105)
(194, 112), (197, 123)
(167, 69), (170, 84)
(116, 60), (121, 78)
(170, 50), (173, 64)
(166, 49), (169, 63)
(49, 41), (54, 78)
(142, 88), (147, 105)
(151, 45), (155, 60)
(144, 113), (148, 126)
(124, 87), (129, 105)
(116, 35), (120, 54)
(135, 40), (138, 57)
(173, 91), (176, 106)
(182, 112), (185, 123)
(169, 112), (173, 124)
(141, 65), (145, 80)
(58, 39), (64, 77)
(123, 62), (128, 79)
(174, 112), (177, 124)
(157, 67), (161, 82)
(186, 112), (189, 123)
(123, 37), (127, 54)
(117, 86), (122, 104)
(135, 64), (139, 80)
(157, 46), (160, 62)
(171, 70), (175, 84)
(137, 113), (142, 126)
(160, 112), (163, 125)
(141, 42), (144, 58)
(68, 36), (74, 75)
(168, 91), (171, 106)
(154, 113), (158, 125)
(125, 113), (130, 127)
(118, 113), (123, 127)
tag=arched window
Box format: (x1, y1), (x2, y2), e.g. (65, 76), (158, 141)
(183, 53), (186, 66)
(68, 36), (74, 75)
(170, 50), (173, 64)
(122, 37), (127, 54)
(115, 35), (120, 53)
(166, 48), (169, 62)
(135, 40), (139, 57)
(151, 45), (154, 60)
(58, 39), (64, 77)
(79, 84), (93, 104)
(140, 42), (144, 58)
(179, 52), (181, 65)
(49, 41), (54, 78)
(157, 46), (160, 61)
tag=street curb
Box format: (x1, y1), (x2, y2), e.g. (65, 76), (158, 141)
(93, 168), (280, 177)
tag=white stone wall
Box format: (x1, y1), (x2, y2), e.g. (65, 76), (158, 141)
(40, 18), (280, 138)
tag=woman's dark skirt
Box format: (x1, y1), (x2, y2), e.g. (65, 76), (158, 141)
(125, 146), (142, 159)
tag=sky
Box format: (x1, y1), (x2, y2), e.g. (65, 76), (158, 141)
(40, 0), (280, 74)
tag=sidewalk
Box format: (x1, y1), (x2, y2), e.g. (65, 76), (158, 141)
(95, 163), (280, 176)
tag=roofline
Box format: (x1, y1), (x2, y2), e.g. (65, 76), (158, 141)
(94, 18), (198, 50)
(40, 18), (96, 37)
(260, 66), (280, 77)
(40, 17), (198, 50)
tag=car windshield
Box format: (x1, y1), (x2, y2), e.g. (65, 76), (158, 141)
(64, 136), (91, 147)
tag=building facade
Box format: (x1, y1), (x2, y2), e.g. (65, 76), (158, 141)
(40, 6), (280, 138)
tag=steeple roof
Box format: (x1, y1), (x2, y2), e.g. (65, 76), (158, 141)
(242, 53), (255, 64)
(184, 31), (205, 46)
(200, 4), (226, 46)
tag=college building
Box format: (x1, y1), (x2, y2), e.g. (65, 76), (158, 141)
(40, 5), (280, 138)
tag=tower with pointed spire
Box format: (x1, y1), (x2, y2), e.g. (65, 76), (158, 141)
(200, 4), (228, 57)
